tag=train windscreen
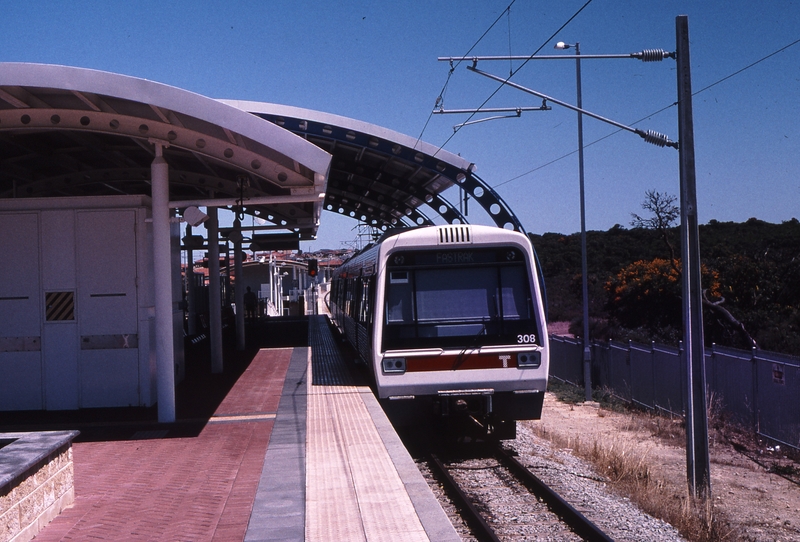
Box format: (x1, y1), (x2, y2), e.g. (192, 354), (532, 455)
(382, 247), (540, 350)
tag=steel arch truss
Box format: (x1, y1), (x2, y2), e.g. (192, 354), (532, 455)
(240, 104), (526, 235)
(456, 171), (525, 233)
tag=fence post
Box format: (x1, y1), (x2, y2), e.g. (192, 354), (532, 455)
(651, 341), (657, 410)
(628, 340), (633, 400)
(679, 340), (685, 414)
(710, 343), (716, 395)
(588, 340), (595, 395)
(751, 346), (759, 433)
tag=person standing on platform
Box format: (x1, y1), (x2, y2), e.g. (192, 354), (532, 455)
(244, 286), (257, 322)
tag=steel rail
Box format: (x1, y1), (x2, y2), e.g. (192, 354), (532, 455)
(428, 453), (501, 542)
(495, 446), (614, 542)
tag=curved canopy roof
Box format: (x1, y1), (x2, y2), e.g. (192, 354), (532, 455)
(0, 63), (331, 238)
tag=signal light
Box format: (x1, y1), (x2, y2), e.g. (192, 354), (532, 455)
(308, 258), (318, 277)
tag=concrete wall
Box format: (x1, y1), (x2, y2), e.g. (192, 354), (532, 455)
(0, 431), (78, 542)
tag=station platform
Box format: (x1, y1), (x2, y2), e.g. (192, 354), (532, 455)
(12, 316), (458, 541)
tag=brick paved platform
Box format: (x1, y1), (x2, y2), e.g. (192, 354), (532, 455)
(30, 347), (294, 541)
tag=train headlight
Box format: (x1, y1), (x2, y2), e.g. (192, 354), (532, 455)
(382, 357), (406, 374)
(517, 350), (541, 368)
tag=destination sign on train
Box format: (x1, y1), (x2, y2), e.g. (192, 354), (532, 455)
(392, 248), (523, 267)
(435, 251), (475, 264)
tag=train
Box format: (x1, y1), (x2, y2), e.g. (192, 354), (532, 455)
(328, 224), (549, 439)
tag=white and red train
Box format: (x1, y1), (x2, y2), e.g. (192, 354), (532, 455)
(329, 224), (549, 438)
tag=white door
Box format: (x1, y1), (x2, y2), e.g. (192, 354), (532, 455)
(0, 213), (43, 410)
(76, 210), (140, 408)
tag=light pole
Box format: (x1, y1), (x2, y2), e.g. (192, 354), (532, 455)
(554, 41), (592, 403)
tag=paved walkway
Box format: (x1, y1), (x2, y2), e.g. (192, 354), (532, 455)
(33, 347), (294, 541)
(303, 316), (431, 542)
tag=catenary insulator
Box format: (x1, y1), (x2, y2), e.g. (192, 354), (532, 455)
(639, 129), (674, 148)
(636, 49), (670, 62)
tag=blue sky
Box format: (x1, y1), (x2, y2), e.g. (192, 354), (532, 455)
(2, 1), (798, 250)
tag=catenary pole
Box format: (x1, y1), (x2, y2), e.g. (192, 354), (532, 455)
(574, 43), (593, 403)
(676, 14), (711, 499)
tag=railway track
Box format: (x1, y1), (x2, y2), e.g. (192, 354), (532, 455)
(426, 443), (614, 541)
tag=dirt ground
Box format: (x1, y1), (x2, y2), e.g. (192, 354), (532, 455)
(527, 391), (800, 541)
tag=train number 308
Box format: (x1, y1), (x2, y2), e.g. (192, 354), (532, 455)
(517, 334), (537, 344)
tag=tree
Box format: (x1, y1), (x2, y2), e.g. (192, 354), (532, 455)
(605, 258), (728, 344)
(627, 190), (757, 348)
(630, 190), (679, 264)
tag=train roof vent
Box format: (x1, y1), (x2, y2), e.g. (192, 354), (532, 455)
(437, 225), (472, 244)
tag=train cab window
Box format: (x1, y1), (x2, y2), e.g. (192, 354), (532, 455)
(415, 267), (495, 323)
(499, 266), (530, 320)
(389, 271), (409, 284)
(386, 276), (413, 324)
(382, 250), (538, 351)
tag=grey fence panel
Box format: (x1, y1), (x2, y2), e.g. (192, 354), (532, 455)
(629, 343), (655, 409)
(755, 357), (800, 449)
(606, 341), (633, 402)
(708, 347), (757, 427)
(550, 336), (583, 385)
(653, 344), (684, 416)
(550, 334), (800, 451)
(593, 342), (611, 390)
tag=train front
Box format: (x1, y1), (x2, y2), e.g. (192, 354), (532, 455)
(372, 225), (549, 438)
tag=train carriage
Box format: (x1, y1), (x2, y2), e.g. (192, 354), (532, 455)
(329, 224), (548, 438)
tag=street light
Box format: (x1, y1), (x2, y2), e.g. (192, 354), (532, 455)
(554, 41), (592, 403)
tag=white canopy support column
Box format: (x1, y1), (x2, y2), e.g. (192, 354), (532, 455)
(185, 225), (197, 336)
(233, 219), (245, 351)
(207, 207), (224, 373)
(152, 142), (176, 423)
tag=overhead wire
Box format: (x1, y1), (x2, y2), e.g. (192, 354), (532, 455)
(496, 105), (674, 187)
(496, 35), (800, 188)
(414, 0), (516, 149)
(430, 0), (595, 157)
(693, 36), (800, 96)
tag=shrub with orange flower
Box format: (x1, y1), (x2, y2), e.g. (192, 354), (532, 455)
(605, 258), (721, 333)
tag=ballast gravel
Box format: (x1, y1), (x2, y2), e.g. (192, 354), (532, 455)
(417, 422), (686, 541)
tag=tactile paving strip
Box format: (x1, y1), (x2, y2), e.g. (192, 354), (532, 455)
(306, 316), (429, 541)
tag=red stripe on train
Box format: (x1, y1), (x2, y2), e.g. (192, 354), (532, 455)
(405, 353), (517, 372)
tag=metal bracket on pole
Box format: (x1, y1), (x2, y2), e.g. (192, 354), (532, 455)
(433, 103), (551, 131)
(466, 65), (679, 149)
